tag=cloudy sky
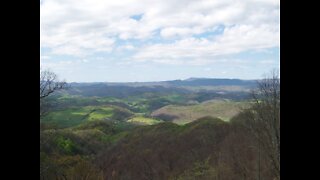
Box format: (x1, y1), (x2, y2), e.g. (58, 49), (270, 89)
(40, 0), (279, 82)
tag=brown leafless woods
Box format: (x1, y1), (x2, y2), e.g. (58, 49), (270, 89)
(234, 70), (280, 179)
(250, 70), (280, 179)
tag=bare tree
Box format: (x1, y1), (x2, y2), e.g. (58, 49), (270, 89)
(40, 69), (67, 117)
(248, 70), (280, 179)
(40, 70), (67, 99)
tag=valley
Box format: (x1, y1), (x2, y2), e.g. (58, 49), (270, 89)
(40, 78), (279, 180)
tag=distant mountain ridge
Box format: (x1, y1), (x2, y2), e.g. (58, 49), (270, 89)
(64, 78), (256, 99)
(166, 78), (256, 86)
(69, 78), (257, 87)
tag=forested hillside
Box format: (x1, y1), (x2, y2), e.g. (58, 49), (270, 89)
(40, 73), (279, 180)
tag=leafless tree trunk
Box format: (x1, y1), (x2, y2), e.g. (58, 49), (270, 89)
(248, 70), (280, 179)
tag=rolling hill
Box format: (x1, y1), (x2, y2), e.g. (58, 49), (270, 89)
(151, 99), (250, 124)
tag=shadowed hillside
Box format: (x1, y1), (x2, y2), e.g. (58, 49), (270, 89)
(95, 117), (274, 180)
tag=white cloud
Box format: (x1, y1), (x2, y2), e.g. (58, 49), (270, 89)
(40, 55), (50, 60)
(160, 27), (204, 38)
(133, 24), (279, 65)
(116, 45), (135, 52)
(41, 0), (279, 60)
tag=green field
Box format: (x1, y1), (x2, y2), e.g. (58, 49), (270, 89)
(41, 106), (114, 128)
(127, 116), (162, 125)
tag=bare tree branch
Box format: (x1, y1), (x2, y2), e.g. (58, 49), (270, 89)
(40, 70), (67, 99)
(40, 69), (68, 118)
(242, 69), (280, 179)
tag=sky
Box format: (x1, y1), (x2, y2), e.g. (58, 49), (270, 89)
(40, 0), (280, 82)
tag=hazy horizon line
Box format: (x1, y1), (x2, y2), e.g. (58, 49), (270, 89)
(66, 77), (259, 84)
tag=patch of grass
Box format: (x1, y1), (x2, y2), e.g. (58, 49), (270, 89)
(86, 107), (113, 121)
(127, 116), (162, 125)
(41, 106), (114, 128)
